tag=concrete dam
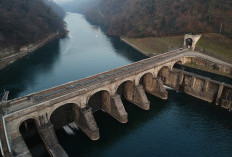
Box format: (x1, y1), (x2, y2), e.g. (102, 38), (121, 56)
(0, 49), (232, 157)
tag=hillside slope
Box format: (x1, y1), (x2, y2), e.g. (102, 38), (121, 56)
(0, 0), (66, 52)
(86, 0), (232, 38)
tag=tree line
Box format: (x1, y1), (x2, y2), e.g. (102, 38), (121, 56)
(0, 0), (66, 50)
(86, 0), (232, 38)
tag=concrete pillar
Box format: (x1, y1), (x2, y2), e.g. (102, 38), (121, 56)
(38, 123), (68, 157)
(220, 89), (232, 110)
(124, 85), (150, 110)
(203, 78), (210, 92)
(11, 135), (32, 157)
(191, 76), (196, 88)
(177, 72), (184, 91)
(215, 83), (224, 105)
(144, 78), (168, 100)
(77, 107), (99, 141)
(217, 84), (232, 110)
(104, 94), (128, 123)
(220, 99), (232, 110)
(0, 116), (11, 157)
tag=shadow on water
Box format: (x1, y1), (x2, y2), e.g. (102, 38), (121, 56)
(108, 36), (148, 62)
(0, 39), (61, 99)
(171, 90), (232, 125)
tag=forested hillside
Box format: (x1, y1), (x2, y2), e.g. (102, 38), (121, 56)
(43, 0), (66, 18)
(86, 0), (232, 38)
(0, 0), (66, 50)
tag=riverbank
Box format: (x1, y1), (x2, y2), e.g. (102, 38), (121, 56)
(0, 32), (66, 70)
(120, 36), (183, 57)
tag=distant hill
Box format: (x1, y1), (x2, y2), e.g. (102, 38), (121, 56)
(56, 0), (98, 14)
(86, 0), (232, 38)
(0, 0), (66, 51)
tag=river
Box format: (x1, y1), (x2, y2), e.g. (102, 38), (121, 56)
(1, 12), (232, 157)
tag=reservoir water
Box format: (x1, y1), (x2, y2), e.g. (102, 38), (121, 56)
(1, 12), (232, 157)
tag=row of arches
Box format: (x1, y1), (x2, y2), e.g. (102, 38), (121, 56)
(48, 61), (183, 128)
(17, 60), (183, 156)
(19, 60), (184, 130)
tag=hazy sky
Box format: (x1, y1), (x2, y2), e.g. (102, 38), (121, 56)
(53, 0), (74, 3)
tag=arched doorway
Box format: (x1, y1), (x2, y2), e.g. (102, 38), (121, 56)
(186, 38), (193, 48)
(19, 119), (50, 157)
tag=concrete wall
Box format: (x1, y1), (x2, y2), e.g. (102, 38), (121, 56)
(189, 57), (232, 74)
(159, 68), (232, 110)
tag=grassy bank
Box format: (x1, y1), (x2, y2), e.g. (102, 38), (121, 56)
(122, 36), (183, 57)
(196, 33), (232, 63)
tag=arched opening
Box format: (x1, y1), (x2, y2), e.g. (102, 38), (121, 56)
(50, 103), (77, 130)
(116, 80), (134, 99)
(86, 90), (113, 131)
(87, 90), (111, 113)
(19, 119), (50, 157)
(139, 73), (153, 92)
(173, 60), (183, 69)
(186, 38), (193, 48)
(158, 66), (170, 84)
(116, 80), (137, 112)
(139, 73), (153, 86)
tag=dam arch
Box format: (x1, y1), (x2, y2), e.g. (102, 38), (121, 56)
(173, 60), (183, 69)
(116, 80), (135, 98)
(50, 103), (77, 130)
(19, 119), (50, 157)
(87, 90), (111, 113)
